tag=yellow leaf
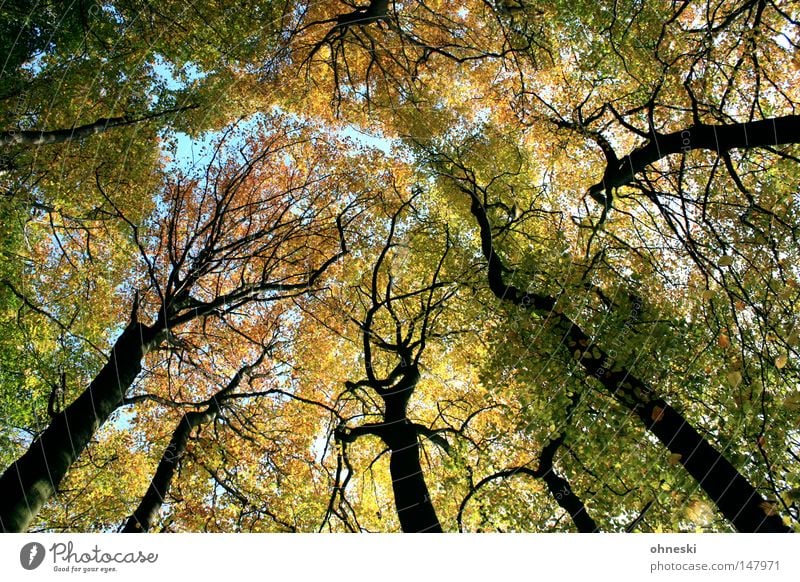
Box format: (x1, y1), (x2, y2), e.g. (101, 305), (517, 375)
(726, 371), (742, 386)
(759, 501), (777, 516)
(782, 393), (800, 411)
(668, 453), (682, 466)
(718, 255), (734, 267)
(775, 354), (788, 369)
(718, 334), (730, 349)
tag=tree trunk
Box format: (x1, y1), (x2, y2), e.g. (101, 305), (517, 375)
(638, 398), (784, 533)
(541, 469), (597, 532)
(0, 105), (198, 148)
(551, 315), (790, 533)
(382, 380), (442, 533)
(539, 438), (597, 533)
(386, 424), (442, 533)
(0, 117), (129, 147)
(0, 323), (161, 532)
(122, 356), (264, 532)
(121, 408), (215, 533)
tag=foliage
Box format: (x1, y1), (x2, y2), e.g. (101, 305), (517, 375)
(2, 0), (799, 533)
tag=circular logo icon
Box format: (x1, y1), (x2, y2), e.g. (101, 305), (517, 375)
(20, 542), (46, 570)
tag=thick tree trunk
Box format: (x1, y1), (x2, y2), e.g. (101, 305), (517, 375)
(589, 114), (800, 196)
(0, 323), (161, 532)
(122, 408), (215, 533)
(386, 425), (442, 533)
(466, 189), (790, 532)
(381, 379), (442, 533)
(638, 399), (782, 533)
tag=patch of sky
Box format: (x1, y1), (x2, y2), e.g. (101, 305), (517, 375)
(338, 125), (395, 155)
(150, 54), (207, 91)
(19, 51), (46, 75)
(101, 3), (125, 24)
(149, 54), (224, 174)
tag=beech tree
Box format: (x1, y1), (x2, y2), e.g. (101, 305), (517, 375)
(121, 348), (271, 533)
(2, 0), (799, 533)
(0, 115), (363, 532)
(333, 193), (457, 532)
(426, 147), (789, 531)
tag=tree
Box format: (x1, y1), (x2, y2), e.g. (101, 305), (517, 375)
(2, 0), (799, 533)
(0, 114), (363, 532)
(334, 192), (455, 532)
(450, 153), (789, 531)
(457, 387), (599, 533)
(121, 348), (270, 533)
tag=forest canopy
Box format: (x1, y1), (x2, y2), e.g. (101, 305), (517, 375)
(1, 0), (799, 533)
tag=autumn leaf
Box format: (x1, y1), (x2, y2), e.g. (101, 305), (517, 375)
(718, 255), (734, 267)
(726, 371), (743, 387)
(759, 501), (778, 516)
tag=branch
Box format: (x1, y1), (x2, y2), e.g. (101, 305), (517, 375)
(0, 104), (199, 147)
(588, 114), (800, 200)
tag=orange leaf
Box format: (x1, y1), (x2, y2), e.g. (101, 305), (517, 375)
(759, 501), (777, 516)
(651, 406), (665, 422)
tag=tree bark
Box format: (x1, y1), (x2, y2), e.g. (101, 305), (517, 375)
(0, 105), (198, 148)
(381, 376), (442, 533)
(538, 438), (597, 533)
(386, 426), (442, 532)
(121, 407), (215, 533)
(589, 114), (800, 196)
(0, 323), (161, 532)
(336, 0), (390, 27)
(466, 188), (790, 532)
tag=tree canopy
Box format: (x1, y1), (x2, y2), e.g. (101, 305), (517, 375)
(1, 0), (799, 533)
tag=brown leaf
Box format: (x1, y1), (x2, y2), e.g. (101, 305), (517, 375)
(759, 501), (777, 516)
(651, 406), (665, 422)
